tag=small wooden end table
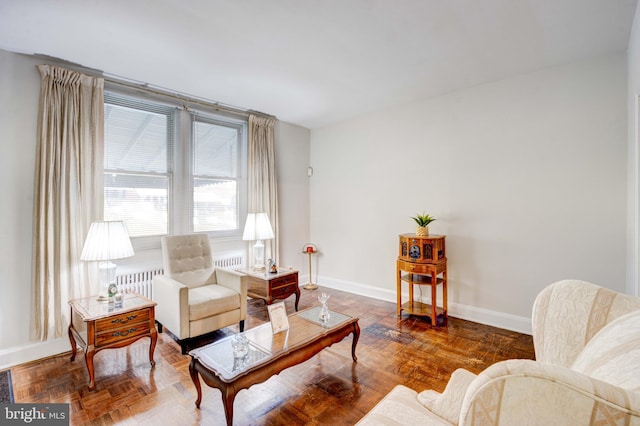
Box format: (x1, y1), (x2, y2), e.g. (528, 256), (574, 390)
(397, 258), (448, 326)
(68, 293), (158, 390)
(236, 268), (300, 311)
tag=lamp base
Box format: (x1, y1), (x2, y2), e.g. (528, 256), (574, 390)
(97, 261), (117, 301)
(303, 283), (318, 290)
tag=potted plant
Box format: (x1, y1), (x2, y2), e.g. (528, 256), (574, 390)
(411, 212), (436, 236)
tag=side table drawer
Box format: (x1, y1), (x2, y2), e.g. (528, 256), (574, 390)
(272, 283), (297, 298)
(271, 274), (297, 288)
(97, 309), (150, 330)
(96, 323), (150, 346)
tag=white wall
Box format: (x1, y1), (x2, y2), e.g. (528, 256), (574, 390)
(311, 54), (628, 333)
(0, 49), (311, 368)
(627, 3), (640, 297)
(0, 50), (40, 354)
(275, 121), (311, 273)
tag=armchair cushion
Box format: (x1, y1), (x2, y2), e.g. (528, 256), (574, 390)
(189, 285), (241, 321)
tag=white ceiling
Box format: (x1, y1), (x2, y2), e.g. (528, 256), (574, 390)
(0, 0), (637, 129)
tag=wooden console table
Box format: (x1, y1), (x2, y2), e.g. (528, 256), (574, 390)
(68, 293), (158, 390)
(236, 268), (300, 311)
(396, 234), (448, 326)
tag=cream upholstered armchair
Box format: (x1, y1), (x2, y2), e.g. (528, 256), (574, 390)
(357, 280), (640, 425)
(153, 234), (247, 354)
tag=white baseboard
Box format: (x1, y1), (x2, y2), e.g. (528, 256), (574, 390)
(316, 275), (532, 335)
(0, 337), (70, 370)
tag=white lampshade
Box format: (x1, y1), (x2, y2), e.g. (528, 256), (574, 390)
(81, 221), (134, 301)
(242, 213), (274, 270)
(81, 221), (134, 261)
(242, 213), (274, 241)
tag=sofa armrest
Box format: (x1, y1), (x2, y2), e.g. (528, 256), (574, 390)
(459, 359), (640, 426)
(417, 368), (477, 424)
(153, 274), (189, 339)
(214, 268), (248, 319)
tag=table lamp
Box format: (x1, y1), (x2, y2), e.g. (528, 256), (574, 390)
(80, 221), (134, 301)
(242, 212), (274, 271)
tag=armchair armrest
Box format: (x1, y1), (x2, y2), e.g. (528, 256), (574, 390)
(214, 268), (248, 319)
(459, 359), (640, 426)
(153, 274), (189, 339)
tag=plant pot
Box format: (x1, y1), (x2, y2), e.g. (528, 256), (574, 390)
(416, 226), (429, 236)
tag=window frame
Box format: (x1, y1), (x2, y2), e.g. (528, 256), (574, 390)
(104, 87), (248, 251)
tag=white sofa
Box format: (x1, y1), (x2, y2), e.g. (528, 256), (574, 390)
(357, 280), (640, 425)
(153, 234), (247, 354)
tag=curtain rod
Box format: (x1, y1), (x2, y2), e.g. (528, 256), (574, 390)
(103, 73), (276, 120)
(31, 53), (275, 120)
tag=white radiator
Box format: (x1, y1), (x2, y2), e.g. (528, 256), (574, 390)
(115, 254), (245, 299)
(116, 268), (162, 299)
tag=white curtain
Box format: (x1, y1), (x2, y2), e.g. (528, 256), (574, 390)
(247, 115), (279, 266)
(31, 65), (104, 341)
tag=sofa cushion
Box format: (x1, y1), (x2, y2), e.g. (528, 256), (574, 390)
(189, 284), (240, 321)
(356, 385), (453, 425)
(571, 310), (640, 391)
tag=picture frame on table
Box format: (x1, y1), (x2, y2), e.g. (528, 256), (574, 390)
(267, 302), (289, 334)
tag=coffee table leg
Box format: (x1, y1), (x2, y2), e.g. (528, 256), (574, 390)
(222, 388), (236, 426)
(189, 358), (203, 408)
(351, 322), (360, 362)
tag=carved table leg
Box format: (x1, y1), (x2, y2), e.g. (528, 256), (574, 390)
(85, 345), (96, 391)
(189, 358), (203, 408)
(68, 326), (77, 362)
(294, 286), (300, 311)
(149, 330), (158, 367)
(222, 387), (237, 426)
(351, 321), (360, 362)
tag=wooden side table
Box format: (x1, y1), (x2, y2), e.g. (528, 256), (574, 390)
(236, 268), (300, 311)
(396, 258), (448, 326)
(68, 293), (158, 390)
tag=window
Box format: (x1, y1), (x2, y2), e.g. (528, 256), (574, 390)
(192, 117), (242, 233)
(104, 91), (247, 248)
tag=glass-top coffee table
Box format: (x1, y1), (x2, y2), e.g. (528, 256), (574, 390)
(188, 306), (360, 426)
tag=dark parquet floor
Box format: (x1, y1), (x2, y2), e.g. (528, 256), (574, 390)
(9, 286), (534, 425)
